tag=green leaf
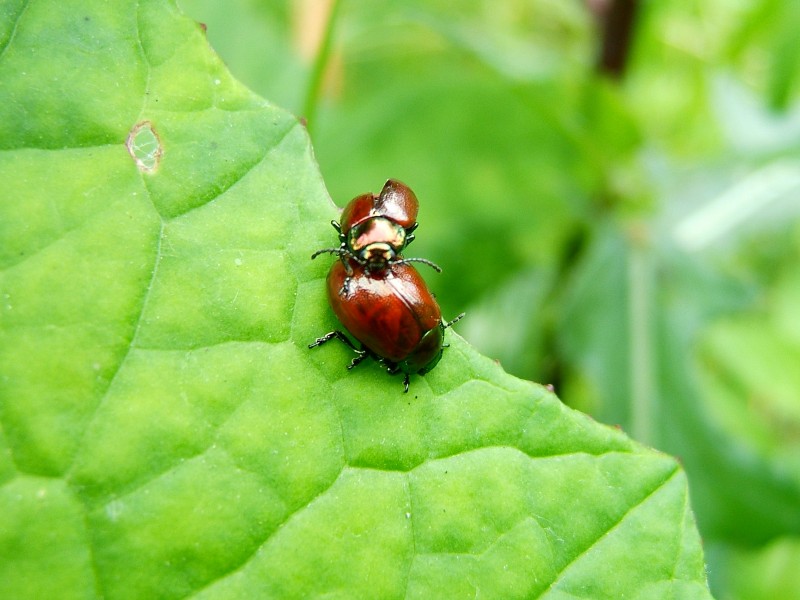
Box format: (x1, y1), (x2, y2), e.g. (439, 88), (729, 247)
(724, 0), (800, 112)
(0, 1), (711, 598)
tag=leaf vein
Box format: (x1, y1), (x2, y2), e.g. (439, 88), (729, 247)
(163, 119), (298, 222)
(0, 0), (31, 61)
(182, 466), (348, 600)
(65, 215), (164, 477)
(541, 465), (681, 595)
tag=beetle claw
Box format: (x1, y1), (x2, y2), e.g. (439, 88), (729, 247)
(347, 350), (368, 370)
(308, 330), (358, 352)
(339, 276), (354, 296)
(308, 331), (337, 349)
(384, 362), (399, 375)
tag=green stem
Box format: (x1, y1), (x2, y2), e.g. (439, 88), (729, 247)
(301, 0), (341, 135)
(627, 228), (655, 445)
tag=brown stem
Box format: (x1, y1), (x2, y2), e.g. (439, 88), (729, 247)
(592, 0), (639, 80)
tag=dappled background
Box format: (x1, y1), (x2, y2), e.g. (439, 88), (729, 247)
(180, 1), (800, 597)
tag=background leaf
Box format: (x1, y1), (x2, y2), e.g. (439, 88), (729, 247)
(1, 0), (712, 598)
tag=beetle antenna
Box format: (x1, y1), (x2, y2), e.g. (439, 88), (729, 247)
(396, 257), (442, 272)
(311, 247), (343, 260)
(443, 312), (465, 329)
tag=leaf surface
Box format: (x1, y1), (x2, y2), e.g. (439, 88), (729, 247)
(0, 1), (711, 598)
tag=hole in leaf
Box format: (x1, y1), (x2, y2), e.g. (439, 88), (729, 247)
(126, 121), (162, 173)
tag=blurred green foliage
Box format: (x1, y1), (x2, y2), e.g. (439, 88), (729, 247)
(180, 0), (800, 597)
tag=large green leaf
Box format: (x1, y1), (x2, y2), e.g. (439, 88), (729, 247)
(0, 1), (711, 598)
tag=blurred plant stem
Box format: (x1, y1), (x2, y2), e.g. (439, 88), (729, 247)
(539, 2), (643, 404)
(294, 0), (341, 133)
(627, 225), (656, 445)
(594, 1), (654, 443)
(589, 0), (639, 79)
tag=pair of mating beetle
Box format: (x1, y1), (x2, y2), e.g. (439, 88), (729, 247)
(310, 179), (463, 393)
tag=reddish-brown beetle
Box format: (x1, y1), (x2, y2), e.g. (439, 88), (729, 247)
(311, 179), (439, 277)
(310, 181), (463, 392)
(310, 260), (463, 392)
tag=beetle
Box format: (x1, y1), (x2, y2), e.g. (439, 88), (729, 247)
(309, 259), (463, 393)
(309, 180), (463, 392)
(311, 179), (440, 281)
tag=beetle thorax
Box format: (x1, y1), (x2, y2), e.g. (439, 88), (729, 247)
(347, 217), (406, 269)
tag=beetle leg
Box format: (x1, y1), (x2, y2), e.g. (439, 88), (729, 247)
(338, 253), (367, 297)
(338, 275), (356, 296)
(338, 253), (352, 274)
(381, 361), (410, 393)
(309, 331), (374, 372)
(335, 254), (354, 295)
(308, 330), (358, 351)
(347, 349), (369, 370)
(405, 222), (419, 247)
(384, 361), (399, 374)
